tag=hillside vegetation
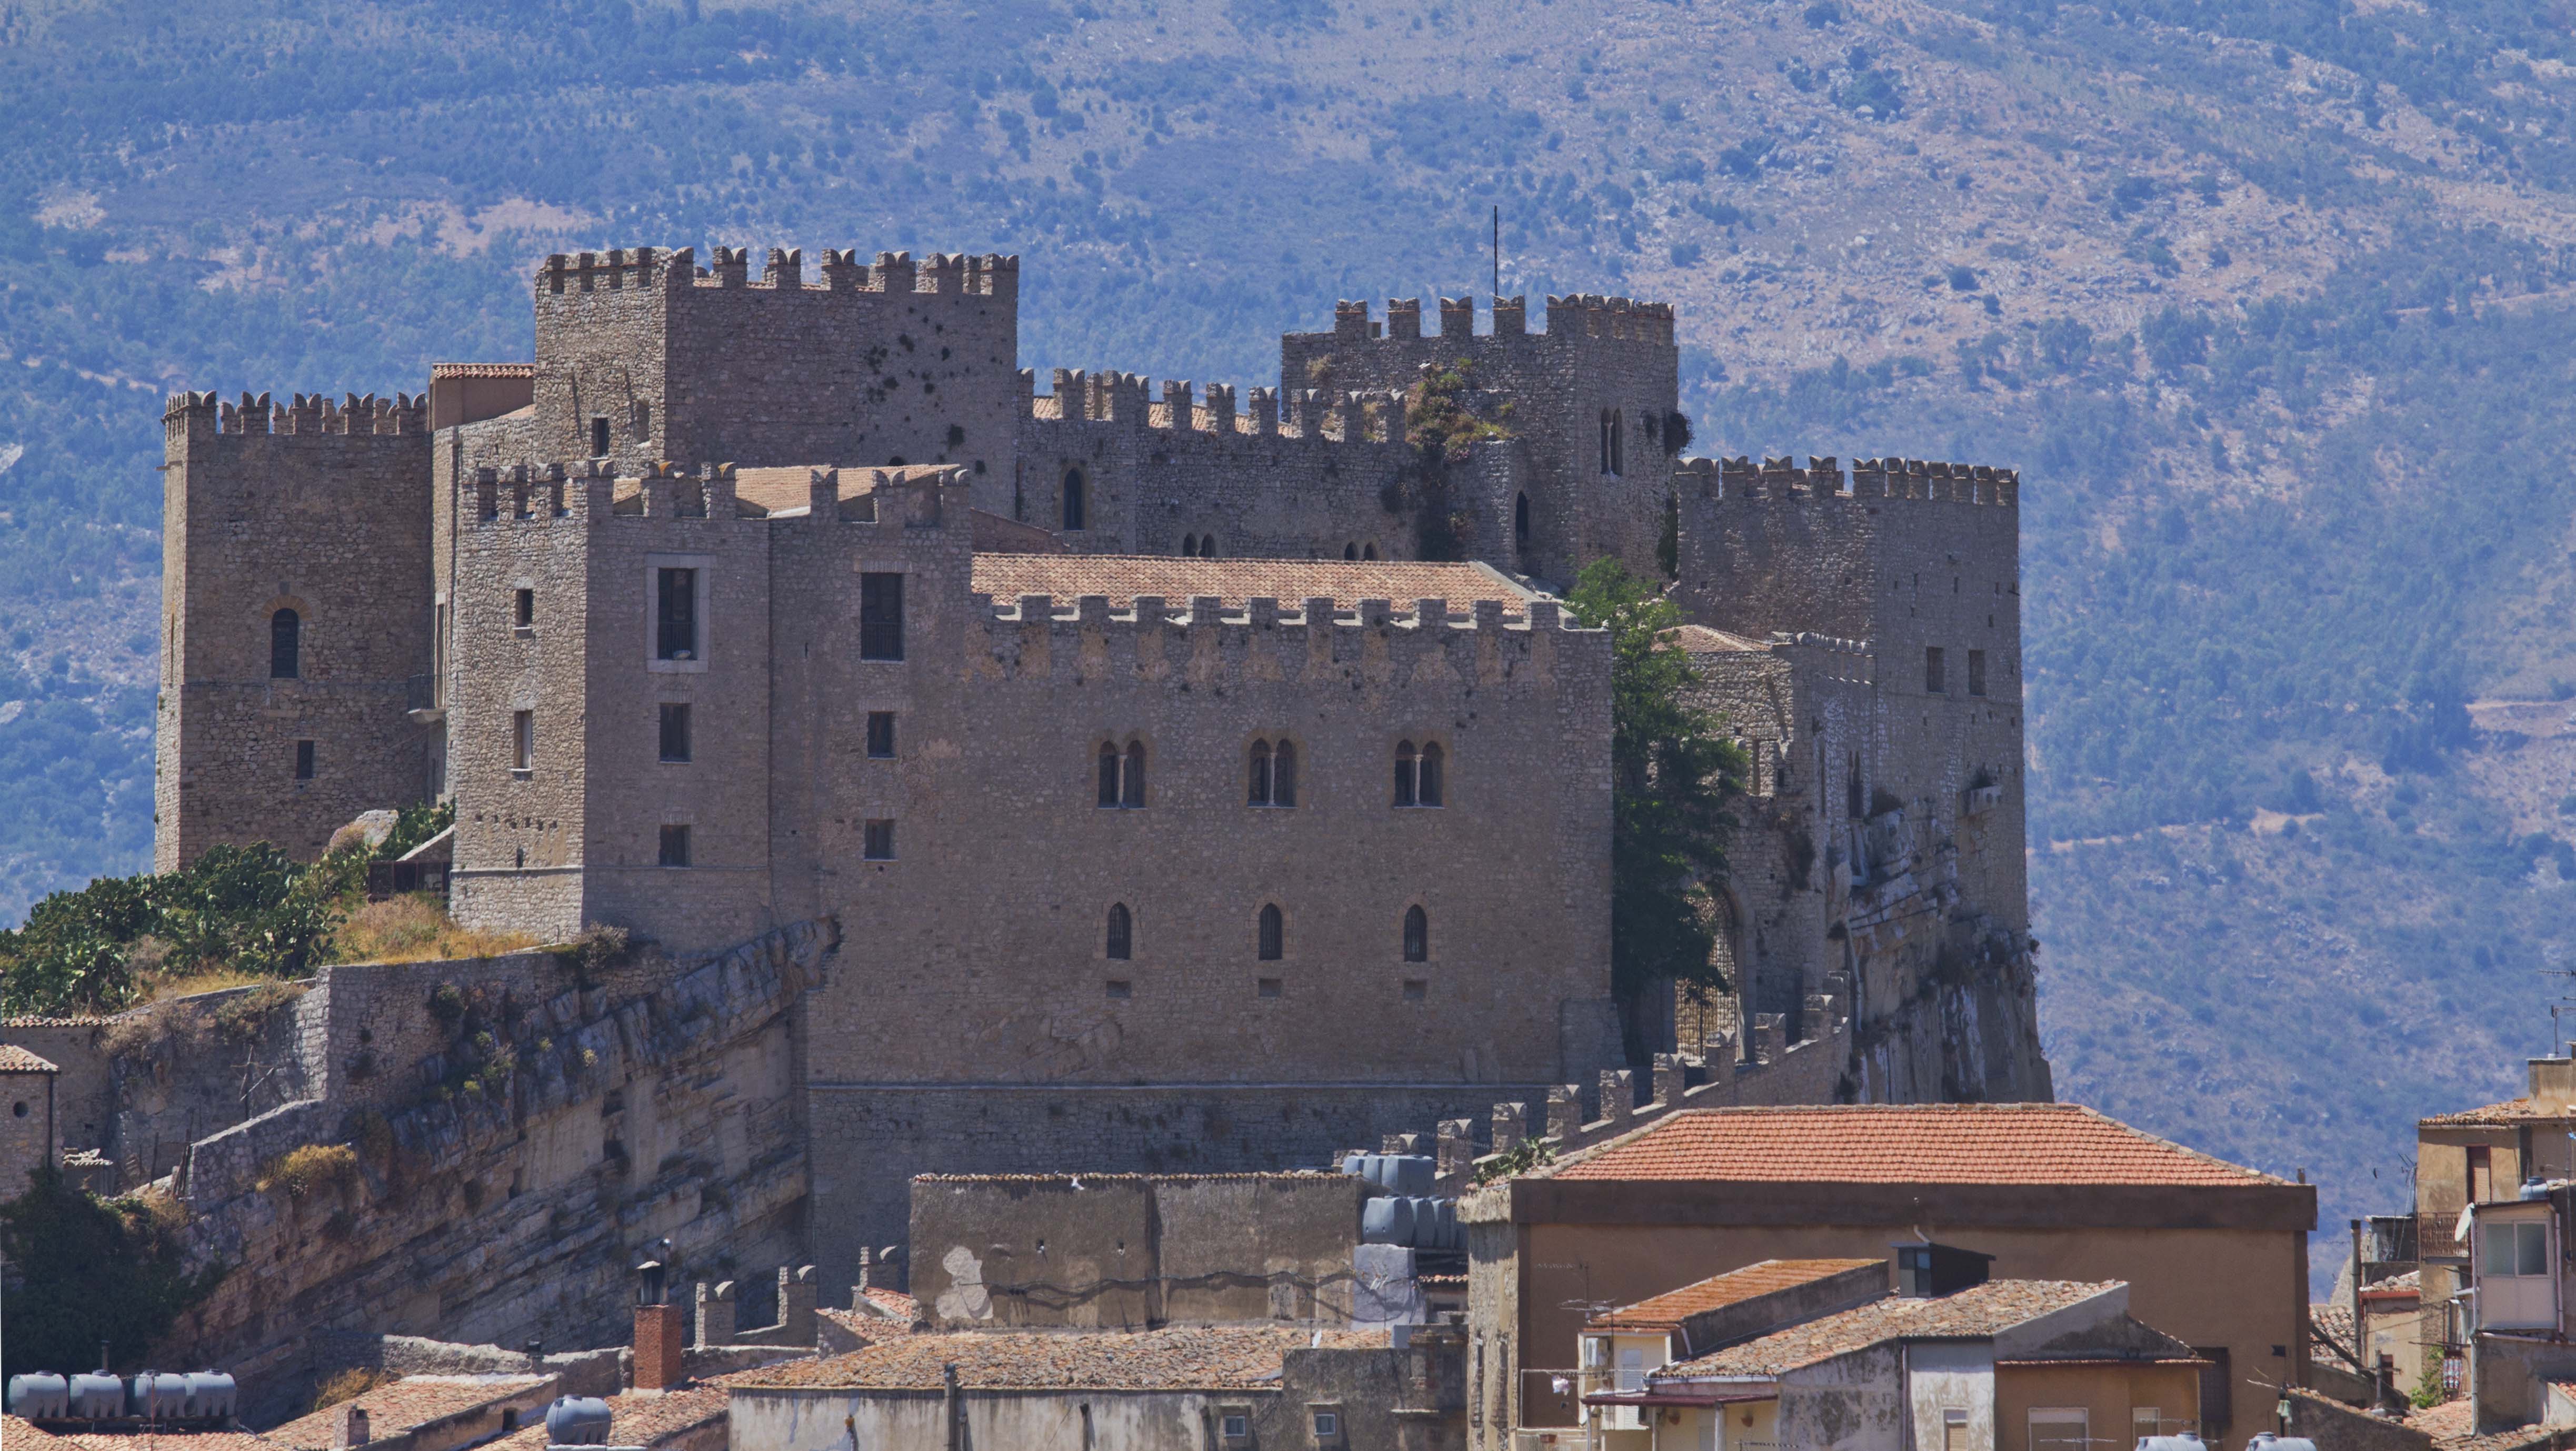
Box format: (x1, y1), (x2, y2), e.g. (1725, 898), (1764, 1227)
(2, 0), (2573, 1276)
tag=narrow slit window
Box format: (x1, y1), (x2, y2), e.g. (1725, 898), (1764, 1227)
(1403, 905), (1428, 962)
(1514, 492), (1530, 552)
(859, 572), (904, 661)
(1122, 741), (1146, 808)
(1098, 743), (1122, 807)
(866, 711), (896, 759)
(656, 568), (698, 661)
(512, 710), (534, 772)
(1968, 648), (1988, 697)
(1394, 741), (1418, 808)
(1062, 468), (1087, 530)
(1105, 903), (1132, 961)
(1249, 740), (1274, 806)
(1925, 646), (1946, 694)
(1273, 740), (1297, 807)
(1417, 742), (1444, 807)
(591, 416), (611, 458)
(863, 819), (895, 860)
(294, 739), (316, 781)
(270, 608), (301, 679)
(1257, 904), (1284, 961)
(659, 703), (692, 763)
(658, 824), (691, 867)
(515, 588), (535, 629)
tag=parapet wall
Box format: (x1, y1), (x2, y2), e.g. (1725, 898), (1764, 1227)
(1301, 293), (1676, 347)
(536, 245), (1017, 299)
(166, 390), (432, 440)
(1674, 454), (2019, 505)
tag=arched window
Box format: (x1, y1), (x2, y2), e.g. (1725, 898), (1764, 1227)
(1249, 740), (1273, 806)
(1272, 741), (1297, 808)
(1611, 409), (1625, 475)
(269, 609), (301, 679)
(1200, 535), (1218, 558)
(887, 455), (907, 466)
(1257, 903), (1284, 961)
(1344, 543), (1360, 561)
(1514, 493), (1531, 553)
(1123, 740), (1146, 808)
(1600, 408), (1614, 474)
(1097, 743), (1122, 807)
(1362, 543), (1379, 561)
(1106, 903), (1133, 961)
(1063, 468), (1087, 531)
(1403, 905), (1429, 963)
(1394, 741), (1417, 808)
(1183, 533), (1198, 555)
(1417, 742), (1445, 807)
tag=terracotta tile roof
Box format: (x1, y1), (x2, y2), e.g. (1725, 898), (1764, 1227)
(429, 363), (535, 379)
(2, 1016), (108, 1027)
(1588, 1260), (1884, 1330)
(858, 1287), (920, 1321)
(1551, 1104), (2284, 1187)
(0, 1044), (58, 1072)
(733, 1326), (1386, 1392)
(2401, 1395), (2569, 1451)
(969, 555), (1540, 615)
(1664, 624), (1771, 653)
(266, 1375), (550, 1450)
(486, 1382), (733, 1451)
(2365, 1269), (2423, 1297)
(2421, 1099), (2576, 1128)
(4, 1415), (63, 1443)
(56, 1436), (282, 1451)
(1658, 1281), (2117, 1377)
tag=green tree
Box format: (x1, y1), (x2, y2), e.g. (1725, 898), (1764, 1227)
(1566, 559), (1745, 1057)
(0, 1169), (224, 1377)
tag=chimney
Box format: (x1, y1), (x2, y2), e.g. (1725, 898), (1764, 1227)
(633, 1257), (684, 1391)
(332, 1406), (371, 1448)
(2530, 1051), (2576, 1110)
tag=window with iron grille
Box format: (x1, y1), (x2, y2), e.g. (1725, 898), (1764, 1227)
(860, 573), (904, 660)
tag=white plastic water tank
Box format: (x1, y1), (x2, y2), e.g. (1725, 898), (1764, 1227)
(66, 1373), (124, 1418)
(6, 1374), (68, 1420)
(127, 1372), (188, 1420)
(544, 1395), (615, 1445)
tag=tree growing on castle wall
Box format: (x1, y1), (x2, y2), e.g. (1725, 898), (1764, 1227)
(0, 1167), (225, 1377)
(1398, 360), (1514, 562)
(1567, 558), (1747, 1062)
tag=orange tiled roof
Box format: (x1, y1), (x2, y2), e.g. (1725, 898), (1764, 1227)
(1552, 1104), (2284, 1187)
(486, 1381), (736, 1451)
(1588, 1259), (1883, 1331)
(734, 1326), (1385, 1392)
(55, 1436), (280, 1451)
(1658, 1281), (2118, 1377)
(2421, 1098), (2576, 1129)
(1535, 1108), (2287, 1185)
(0, 1045), (58, 1072)
(1, 1017), (108, 1028)
(4, 1416), (63, 1444)
(267, 1376), (550, 1450)
(430, 363), (535, 379)
(969, 555), (1538, 614)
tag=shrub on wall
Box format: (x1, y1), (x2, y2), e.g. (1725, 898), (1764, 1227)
(0, 1169), (224, 1378)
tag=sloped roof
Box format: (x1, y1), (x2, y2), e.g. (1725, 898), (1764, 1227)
(486, 1381), (734, 1451)
(1551, 1104), (2283, 1188)
(1589, 1260), (1883, 1331)
(1664, 624), (1771, 653)
(0, 1044), (58, 1072)
(969, 555), (1539, 614)
(2420, 1098), (2576, 1129)
(267, 1376), (550, 1450)
(735, 1326), (1386, 1392)
(1659, 1281), (2116, 1377)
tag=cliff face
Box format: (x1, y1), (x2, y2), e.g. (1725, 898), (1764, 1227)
(140, 922), (833, 1424)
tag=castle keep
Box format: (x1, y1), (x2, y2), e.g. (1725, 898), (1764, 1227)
(153, 244), (2048, 1278)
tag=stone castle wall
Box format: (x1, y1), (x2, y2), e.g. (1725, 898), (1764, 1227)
(156, 393), (436, 869)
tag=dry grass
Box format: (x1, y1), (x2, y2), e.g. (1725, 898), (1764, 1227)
(257, 1142), (360, 1199)
(328, 894), (536, 965)
(309, 1368), (392, 1414)
(143, 966), (281, 1002)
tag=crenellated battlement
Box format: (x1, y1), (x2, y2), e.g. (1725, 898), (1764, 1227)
(454, 460), (971, 533)
(165, 390), (429, 438)
(1675, 454), (2019, 506)
(537, 245), (1020, 298)
(1023, 369), (1411, 445)
(963, 587), (1596, 688)
(1313, 293), (1674, 346)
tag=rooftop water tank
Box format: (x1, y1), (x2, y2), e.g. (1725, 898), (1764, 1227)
(2136, 1437), (2205, 1451)
(545, 1396), (615, 1446)
(66, 1373), (124, 1419)
(2522, 1177), (2554, 1201)
(6, 1374), (68, 1420)
(183, 1371), (237, 1422)
(2244, 1438), (2315, 1451)
(1361, 1195), (1416, 1245)
(128, 1372), (188, 1420)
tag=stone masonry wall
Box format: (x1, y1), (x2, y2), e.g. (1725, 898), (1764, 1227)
(156, 392), (436, 870)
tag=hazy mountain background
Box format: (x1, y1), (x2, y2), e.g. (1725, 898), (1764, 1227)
(5, 0), (2575, 1283)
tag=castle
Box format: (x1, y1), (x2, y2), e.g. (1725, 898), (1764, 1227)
(153, 245), (2049, 1279)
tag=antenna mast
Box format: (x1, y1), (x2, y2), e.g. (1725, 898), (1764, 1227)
(1492, 205), (1501, 297)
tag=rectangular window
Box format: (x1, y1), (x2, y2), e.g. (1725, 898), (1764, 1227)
(658, 824), (690, 868)
(591, 416), (611, 458)
(1403, 979), (1427, 1001)
(660, 703), (692, 763)
(1925, 645), (1946, 694)
(1616, 1348), (1643, 1394)
(860, 573), (904, 661)
(2471, 1146), (2495, 1203)
(863, 819), (895, 860)
(1105, 980), (1132, 1000)
(2030, 1408), (2086, 1451)
(866, 711), (896, 759)
(656, 568), (698, 661)
(1943, 1409), (1969, 1451)
(2485, 1219), (2550, 1277)
(2133, 1408), (2163, 1440)
(294, 739), (315, 780)
(1968, 648), (1986, 697)
(1257, 977), (1283, 998)
(512, 711), (534, 772)
(515, 588), (535, 629)
(1312, 1409), (1339, 1438)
